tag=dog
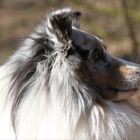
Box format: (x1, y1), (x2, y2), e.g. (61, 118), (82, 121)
(0, 8), (140, 140)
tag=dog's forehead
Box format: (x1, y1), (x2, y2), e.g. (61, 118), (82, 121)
(71, 28), (103, 50)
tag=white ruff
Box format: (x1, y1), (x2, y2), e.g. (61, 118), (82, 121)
(0, 8), (140, 140)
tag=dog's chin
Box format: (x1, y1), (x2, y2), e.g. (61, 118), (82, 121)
(99, 87), (138, 101)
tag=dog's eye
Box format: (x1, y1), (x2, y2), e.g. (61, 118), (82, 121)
(91, 49), (101, 62)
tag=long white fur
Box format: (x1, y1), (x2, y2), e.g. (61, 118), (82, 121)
(0, 8), (140, 140)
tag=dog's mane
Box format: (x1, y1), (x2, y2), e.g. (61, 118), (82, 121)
(8, 8), (96, 132)
(1, 8), (140, 140)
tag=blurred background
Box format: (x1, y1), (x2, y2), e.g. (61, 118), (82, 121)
(0, 0), (140, 105)
(0, 0), (139, 63)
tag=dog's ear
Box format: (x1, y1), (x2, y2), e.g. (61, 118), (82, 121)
(72, 11), (81, 29)
(49, 9), (81, 41)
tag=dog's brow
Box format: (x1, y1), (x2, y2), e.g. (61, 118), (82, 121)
(100, 40), (107, 50)
(103, 44), (107, 50)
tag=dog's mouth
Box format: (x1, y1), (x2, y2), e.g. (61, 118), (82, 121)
(106, 87), (138, 94)
(98, 87), (138, 101)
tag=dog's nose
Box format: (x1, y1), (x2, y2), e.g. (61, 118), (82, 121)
(118, 65), (140, 79)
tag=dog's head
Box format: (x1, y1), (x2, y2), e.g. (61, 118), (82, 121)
(28, 8), (140, 101)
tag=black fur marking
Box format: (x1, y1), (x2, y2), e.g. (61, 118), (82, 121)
(74, 44), (89, 59)
(50, 11), (81, 41)
(72, 11), (81, 28)
(51, 14), (72, 41)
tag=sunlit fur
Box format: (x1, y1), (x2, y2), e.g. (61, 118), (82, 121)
(0, 8), (140, 140)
